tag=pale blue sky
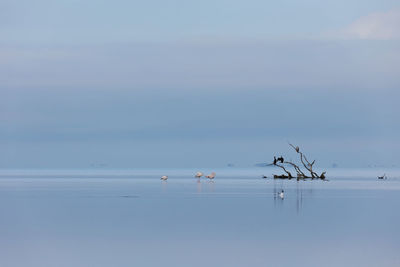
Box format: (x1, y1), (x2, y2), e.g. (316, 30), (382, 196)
(1, 0), (399, 43)
(0, 1), (399, 168)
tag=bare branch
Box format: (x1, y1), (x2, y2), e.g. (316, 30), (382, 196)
(278, 144), (325, 179)
(274, 162), (293, 178)
(289, 143), (299, 153)
(283, 161), (306, 177)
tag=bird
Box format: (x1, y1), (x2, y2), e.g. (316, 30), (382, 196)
(277, 156), (284, 163)
(378, 174), (387, 179)
(160, 175), (168, 181)
(262, 175), (268, 179)
(195, 172), (203, 178)
(273, 156), (277, 165)
(279, 190), (284, 199)
(295, 146), (300, 152)
(206, 172), (216, 180)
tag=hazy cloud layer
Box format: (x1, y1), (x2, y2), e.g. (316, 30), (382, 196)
(1, 86), (399, 168)
(340, 8), (400, 40)
(1, 41), (399, 90)
(1, 1), (400, 168)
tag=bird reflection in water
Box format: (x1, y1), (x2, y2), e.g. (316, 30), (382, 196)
(161, 179), (168, 192)
(273, 180), (285, 209)
(207, 180), (215, 192)
(196, 178), (202, 193)
(296, 181), (303, 214)
(195, 177), (214, 193)
(273, 180), (314, 213)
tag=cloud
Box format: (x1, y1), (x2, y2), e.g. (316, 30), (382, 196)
(1, 40), (400, 90)
(341, 8), (400, 40)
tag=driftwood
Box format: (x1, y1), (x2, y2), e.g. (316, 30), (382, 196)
(270, 144), (326, 180)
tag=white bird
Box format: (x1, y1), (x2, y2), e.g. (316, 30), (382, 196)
(279, 190), (284, 199)
(160, 175), (168, 181)
(195, 171), (203, 178)
(205, 172), (216, 180)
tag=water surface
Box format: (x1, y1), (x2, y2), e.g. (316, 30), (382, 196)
(0, 168), (399, 267)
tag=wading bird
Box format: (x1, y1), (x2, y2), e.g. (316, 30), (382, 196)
(206, 172), (216, 180)
(378, 174), (387, 179)
(195, 172), (203, 178)
(160, 175), (168, 181)
(279, 190), (284, 199)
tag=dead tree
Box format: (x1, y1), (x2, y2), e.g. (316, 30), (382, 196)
(274, 162), (293, 179)
(271, 144), (326, 180)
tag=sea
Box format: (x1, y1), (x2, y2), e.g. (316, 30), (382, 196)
(0, 168), (399, 267)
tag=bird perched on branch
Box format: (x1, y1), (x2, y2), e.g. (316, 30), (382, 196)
(273, 156), (277, 165)
(295, 146), (300, 152)
(277, 156), (284, 163)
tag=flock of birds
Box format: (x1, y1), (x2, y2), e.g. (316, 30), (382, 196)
(160, 171), (216, 181)
(159, 169), (391, 199)
(160, 172), (285, 198)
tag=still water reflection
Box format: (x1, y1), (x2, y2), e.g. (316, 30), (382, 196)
(0, 168), (399, 267)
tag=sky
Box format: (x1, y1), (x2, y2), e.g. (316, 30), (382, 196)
(0, 0), (399, 168)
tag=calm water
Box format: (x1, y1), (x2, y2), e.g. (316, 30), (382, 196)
(0, 168), (399, 267)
